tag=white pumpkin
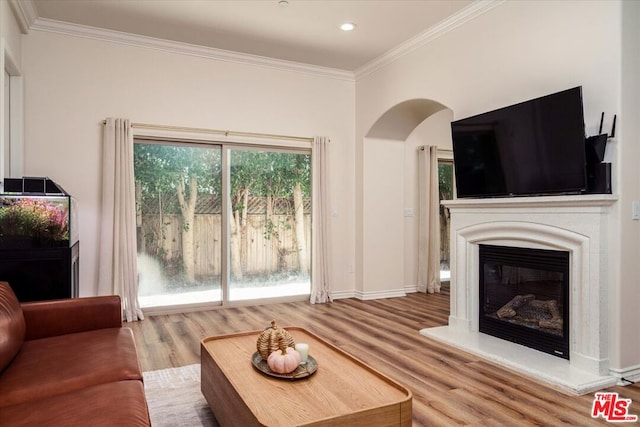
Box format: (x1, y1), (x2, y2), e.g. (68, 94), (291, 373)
(267, 345), (301, 374)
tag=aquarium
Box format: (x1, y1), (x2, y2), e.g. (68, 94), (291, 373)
(0, 178), (78, 248)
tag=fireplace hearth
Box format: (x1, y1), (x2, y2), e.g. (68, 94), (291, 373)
(479, 244), (569, 359)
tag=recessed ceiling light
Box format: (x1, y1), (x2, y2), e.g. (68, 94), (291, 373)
(340, 22), (356, 32)
(278, 0), (288, 7)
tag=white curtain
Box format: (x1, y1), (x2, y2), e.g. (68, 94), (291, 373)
(417, 146), (441, 294)
(310, 136), (332, 304)
(98, 118), (144, 321)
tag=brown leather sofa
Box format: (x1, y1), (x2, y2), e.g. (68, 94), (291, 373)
(0, 281), (151, 426)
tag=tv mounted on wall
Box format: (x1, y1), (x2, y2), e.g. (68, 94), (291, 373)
(451, 87), (587, 198)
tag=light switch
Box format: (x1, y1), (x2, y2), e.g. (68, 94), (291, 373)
(633, 201), (640, 220)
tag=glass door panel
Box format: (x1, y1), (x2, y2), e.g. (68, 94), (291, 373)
(134, 142), (222, 308)
(438, 160), (453, 282)
(227, 148), (311, 301)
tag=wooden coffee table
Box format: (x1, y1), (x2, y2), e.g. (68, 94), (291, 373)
(201, 327), (412, 426)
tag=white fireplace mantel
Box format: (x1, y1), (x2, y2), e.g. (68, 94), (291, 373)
(421, 194), (619, 394)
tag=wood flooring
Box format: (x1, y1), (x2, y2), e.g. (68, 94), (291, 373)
(129, 289), (640, 426)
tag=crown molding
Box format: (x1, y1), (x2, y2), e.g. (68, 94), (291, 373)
(355, 0), (505, 79)
(22, 0), (503, 82)
(9, 0), (38, 34)
(29, 18), (355, 82)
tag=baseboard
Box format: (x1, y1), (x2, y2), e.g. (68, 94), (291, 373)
(330, 290), (356, 300)
(609, 364), (640, 385)
(404, 283), (447, 294)
(404, 285), (419, 293)
(328, 287), (417, 301)
(353, 289), (407, 300)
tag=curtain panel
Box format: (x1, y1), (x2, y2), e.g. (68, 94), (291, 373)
(310, 136), (332, 304)
(417, 145), (441, 294)
(98, 118), (144, 321)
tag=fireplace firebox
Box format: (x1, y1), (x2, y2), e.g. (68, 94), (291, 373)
(479, 244), (570, 359)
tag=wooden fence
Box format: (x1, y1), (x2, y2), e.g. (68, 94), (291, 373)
(139, 213), (311, 277)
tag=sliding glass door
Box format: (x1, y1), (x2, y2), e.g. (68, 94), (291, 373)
(133, 140), (311, 309)
(227, 148), (311, 301)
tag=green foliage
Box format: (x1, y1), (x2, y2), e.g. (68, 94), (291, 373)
(134, 143), (222, 205)
(438, 162), (454, 200)
(230, 150), (310, 197)
(134, 144), (311, 216)
(263, 218), (280, 241)
(229, 150), (310, 214)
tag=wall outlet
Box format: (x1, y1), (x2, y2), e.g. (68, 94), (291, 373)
(404, 208), (414, 217)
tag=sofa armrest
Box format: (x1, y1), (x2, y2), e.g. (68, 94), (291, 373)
(21, 295), (123, 341)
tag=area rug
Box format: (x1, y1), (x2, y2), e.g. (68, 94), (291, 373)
(143, 364), (218, 426)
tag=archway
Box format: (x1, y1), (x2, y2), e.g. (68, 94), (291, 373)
(358, 98), (453, 298)
(366, 99), (448, 141)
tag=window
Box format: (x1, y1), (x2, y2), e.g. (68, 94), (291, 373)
(134, 139), (311, 308)
(438, 157), (454, 282)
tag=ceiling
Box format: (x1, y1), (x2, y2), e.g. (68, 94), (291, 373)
(29, 0), (474, 71)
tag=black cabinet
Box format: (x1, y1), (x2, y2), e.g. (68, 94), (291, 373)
(0, 243), (79, 301)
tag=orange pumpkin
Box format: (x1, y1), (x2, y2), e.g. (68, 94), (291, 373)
(267, 334), (301, 374)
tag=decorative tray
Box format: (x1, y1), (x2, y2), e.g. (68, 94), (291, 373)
(251, 352), (318, 380)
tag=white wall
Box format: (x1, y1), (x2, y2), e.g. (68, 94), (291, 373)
(356, 0), (638, 373)
(617, 0), (640, 371)
(361, 137), (405, 297)
(1, 1), (22, 66)
(21, 31), (356, 297)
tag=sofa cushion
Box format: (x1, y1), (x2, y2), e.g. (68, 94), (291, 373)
(22, 295), (122, 341)
(0, 327), (143, 407)
(0, 380), (151, 427)
(0, 282), (25, 373)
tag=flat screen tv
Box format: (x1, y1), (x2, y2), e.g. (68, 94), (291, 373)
(451, 87), (587, 198)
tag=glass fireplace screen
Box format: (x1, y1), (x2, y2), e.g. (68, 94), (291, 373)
(479, 244), (570, 359)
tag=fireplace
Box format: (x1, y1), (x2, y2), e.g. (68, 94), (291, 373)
(479, 244), (569, 359)
(420, 194), (619, 394)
